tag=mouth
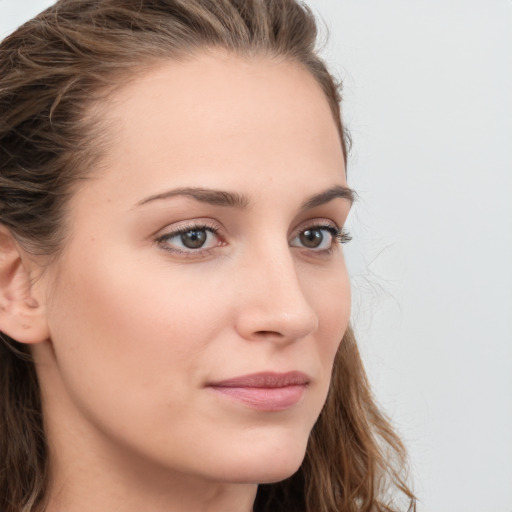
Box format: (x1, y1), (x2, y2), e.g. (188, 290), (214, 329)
(207, 371), (310, 412)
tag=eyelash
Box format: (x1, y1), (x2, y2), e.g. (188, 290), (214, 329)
(155, 222), (351, 257)
(306, 224), (352, 246)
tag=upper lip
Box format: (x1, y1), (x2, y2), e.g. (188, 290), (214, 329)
(208, 371), (310, 388)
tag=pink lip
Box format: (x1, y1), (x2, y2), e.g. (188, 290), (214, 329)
(207, 371), (310, 412)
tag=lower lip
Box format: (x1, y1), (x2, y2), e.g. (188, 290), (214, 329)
(209, 385), (307, 411)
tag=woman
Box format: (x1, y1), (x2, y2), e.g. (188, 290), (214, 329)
(0, 1), (415, 511)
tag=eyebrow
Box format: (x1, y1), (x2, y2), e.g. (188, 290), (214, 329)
(137, 187), (249, 208)
(136, 185), (354, 209)
(300, 185), (355, 210)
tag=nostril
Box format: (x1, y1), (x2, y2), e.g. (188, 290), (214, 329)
(255, 330), (283, 337)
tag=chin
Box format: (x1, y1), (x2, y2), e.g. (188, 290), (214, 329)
(214, 437), (308, 485)
(252, 463), (304, 485)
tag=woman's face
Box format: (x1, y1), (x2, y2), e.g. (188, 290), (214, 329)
(36, 52), (352, 486)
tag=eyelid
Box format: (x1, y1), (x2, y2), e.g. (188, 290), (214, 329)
(154, 218), (223, 238)
(291, 218), (340, 237)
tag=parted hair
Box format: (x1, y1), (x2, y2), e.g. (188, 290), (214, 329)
(0, 1), (415, 511)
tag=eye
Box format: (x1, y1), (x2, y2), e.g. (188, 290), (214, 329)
(156, 224), (221, 254)
(290, 225), (351, 251)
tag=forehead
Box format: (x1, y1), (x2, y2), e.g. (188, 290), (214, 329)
(84, 51), (346, 206)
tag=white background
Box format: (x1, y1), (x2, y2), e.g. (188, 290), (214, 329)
(1, 1), (511, 511)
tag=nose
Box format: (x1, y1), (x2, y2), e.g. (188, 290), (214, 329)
(234, 247), (319, 344)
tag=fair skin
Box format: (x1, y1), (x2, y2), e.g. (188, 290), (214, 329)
(13, 52), (352, 511)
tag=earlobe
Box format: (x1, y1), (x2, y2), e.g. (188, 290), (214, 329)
(0, 225), (50, 344)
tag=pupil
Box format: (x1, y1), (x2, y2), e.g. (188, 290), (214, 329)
(300, 229), (323, 248)
(181, 229), (207, 249)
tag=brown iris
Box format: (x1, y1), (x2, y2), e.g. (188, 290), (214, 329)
(181, 229), (207, 249)
(299, 228), (324, 248)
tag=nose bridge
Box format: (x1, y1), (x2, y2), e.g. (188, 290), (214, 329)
(235, 239), (318, 342)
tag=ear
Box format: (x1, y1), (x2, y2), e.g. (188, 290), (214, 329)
(0, 225), (50, 344)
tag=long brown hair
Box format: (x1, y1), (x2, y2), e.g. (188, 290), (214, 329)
(0, 1), (415, 510)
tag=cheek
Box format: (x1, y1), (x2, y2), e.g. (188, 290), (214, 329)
(44, 249), (230, 408)
(42, 251), (238, 464)
(310, 261), (351, 357)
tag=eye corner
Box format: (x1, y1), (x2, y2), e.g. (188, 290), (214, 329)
(336, 229), (352, 244)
